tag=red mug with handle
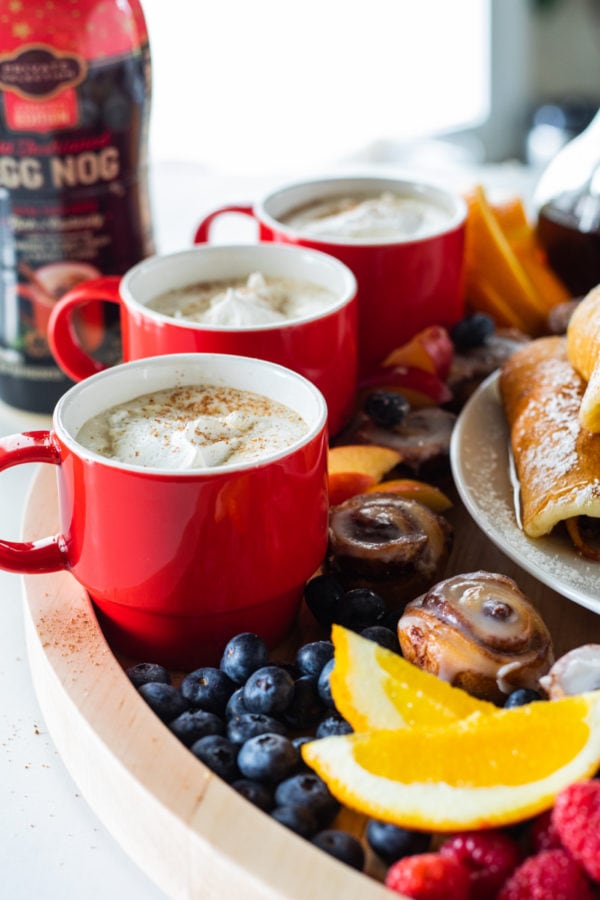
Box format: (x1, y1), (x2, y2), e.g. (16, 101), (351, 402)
(0, 352), (329, 669)
(195, 175), (467, 376)
(47, 243), (358, 436)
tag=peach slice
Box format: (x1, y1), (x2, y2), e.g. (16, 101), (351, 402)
(382, 326), (454, 380)
(359, 364), (453, 408)
(328, 471), (377, 506)
(365, 478), (453, 512)
(328, 444), (402, 481)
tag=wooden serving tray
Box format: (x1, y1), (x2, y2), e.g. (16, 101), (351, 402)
(21, 464), (599, 899)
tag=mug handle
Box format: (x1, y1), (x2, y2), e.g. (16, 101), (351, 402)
(193, 204), (255, 243)
(0, 432), (68, 573)
(48, 276), (122, 383)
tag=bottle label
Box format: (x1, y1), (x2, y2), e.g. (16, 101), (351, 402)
(0, 44), (86, 132)
(0, 1), (153, 413)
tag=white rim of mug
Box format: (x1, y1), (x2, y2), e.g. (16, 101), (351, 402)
(119, 243), (358, 332)
(256, 175), (468, 247)
(53, 352), (328, 476)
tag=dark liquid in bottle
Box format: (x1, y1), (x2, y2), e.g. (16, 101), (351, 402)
(0, 2), (153, 413)
(536, 190), (600, 298)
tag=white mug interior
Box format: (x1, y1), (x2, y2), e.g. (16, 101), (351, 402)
(119, 243), (357, 331)
(54, 352), (328, 473)
(258, 175), (467, 246)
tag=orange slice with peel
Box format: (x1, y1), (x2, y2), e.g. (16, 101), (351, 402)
(329, 626), (494, 732)
(364, 478), (453, 512)
(302, 690), (600, 831)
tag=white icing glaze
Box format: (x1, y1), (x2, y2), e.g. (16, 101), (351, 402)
(539, 644), (600, 698)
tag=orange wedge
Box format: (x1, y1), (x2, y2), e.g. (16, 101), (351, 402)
(329, 626), (494, 732)
(303, 691), (600, 831)
(364, 478), (453, 512)
(464, 186), (567, 334)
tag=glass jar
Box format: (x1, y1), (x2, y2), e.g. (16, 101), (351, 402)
(534, 107), (600, 298)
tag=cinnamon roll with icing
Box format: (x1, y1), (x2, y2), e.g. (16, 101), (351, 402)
(325, 493), (453, 606)
(539, 645), (600, 699)
(397, 571), (554, 703)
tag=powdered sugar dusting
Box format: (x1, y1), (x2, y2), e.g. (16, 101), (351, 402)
(450, 373), (600, 613)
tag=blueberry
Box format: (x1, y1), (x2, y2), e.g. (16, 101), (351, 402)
(364, 390), (410, 428)
(380, 609), (403, 632)
(283, 676), (324, 729)
(237, 733), (299, 784)
(450, 312), (495, 350)
(311, 830), (365, 871)
(304, 574), (345, 627)
(242, 666), (295, 716)
(274, 773), (340, 827)
(231, 778), (274, 812)
(291, 736), (314, 772)
(335, 588), (386, 631)
(180, 667), (236, 715)
(366, 818), (431, 864)
(169, 709), (225, 746)
(295, 641), (334, 679)
(317, 658), (335, 707)
(503, 688), (544, 708)
(315, 714), (353, 738)
(360, 625), (400, 653)
(220, 632), (269, 684)
(271, 803), (319, 838)
(225, 687), (248, 719)
(268, 660), (301, 680)
(126, 662), (171, 688)
(227, 712), (287, 745)
(191, 734), (239, 782)
(138, 682), (188, 723)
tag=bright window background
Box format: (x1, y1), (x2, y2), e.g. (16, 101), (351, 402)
(142, 0), (491, 176)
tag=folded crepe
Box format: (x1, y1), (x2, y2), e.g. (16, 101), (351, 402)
(500, 335), (600, 542)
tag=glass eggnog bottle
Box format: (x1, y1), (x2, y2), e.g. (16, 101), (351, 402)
(534, 108), (600, 299)
(0, 0), (154, 413)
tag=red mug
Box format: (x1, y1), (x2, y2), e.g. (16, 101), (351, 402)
(194, 175), (467, 375)
(0, 352), (329, 669)
(47, 243), (358, 435)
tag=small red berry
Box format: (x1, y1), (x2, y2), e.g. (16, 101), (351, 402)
(439, 829), (521, 899)
(385, 852), (470, 900)
(552, 780), (600, 882)
(498, 848), (595, 900)
(528, 808), (563, 853)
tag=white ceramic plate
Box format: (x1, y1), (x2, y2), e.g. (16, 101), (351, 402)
(450, 372), (600, 617)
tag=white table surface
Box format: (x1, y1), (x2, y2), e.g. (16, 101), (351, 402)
(0, 159), (537, 899)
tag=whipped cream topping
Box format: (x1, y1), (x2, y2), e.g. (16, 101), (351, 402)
(76, 384), (308, 469)
(282, 191), (450, 241)
(147, 272), (336, 327)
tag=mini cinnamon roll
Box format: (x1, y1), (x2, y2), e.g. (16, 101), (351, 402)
(325, 493), (453, 606)
(342, 407), (456, 476)
(539, 645), (600, 699)
(397, 571), (554, 703)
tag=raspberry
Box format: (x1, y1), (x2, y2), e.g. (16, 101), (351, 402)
(552, 780), (600, 881)
(528, 809), (563, 853)
(385, 852), (470, 900)
(498, 849), (595, 900)
(439, 829), (521, 899)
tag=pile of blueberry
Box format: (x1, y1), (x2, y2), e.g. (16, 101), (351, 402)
(126, 594), (426, 875)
